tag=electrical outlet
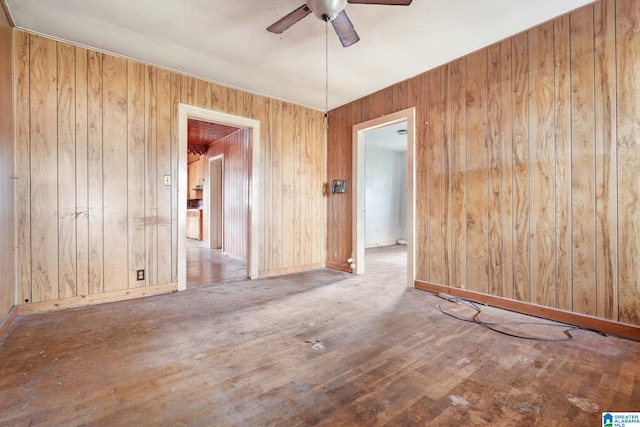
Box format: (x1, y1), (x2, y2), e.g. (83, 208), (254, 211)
(163, 175), (171, 186)
(137, 270), (145, 281)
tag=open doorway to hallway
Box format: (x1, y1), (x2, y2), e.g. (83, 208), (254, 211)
(352, 107), (416, 288)
(185, 118), (248, 288)
(361, 122), (409, 283)
(177, 104), (260, 292)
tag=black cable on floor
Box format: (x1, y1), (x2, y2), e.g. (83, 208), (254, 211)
(437, 298), (600, 341)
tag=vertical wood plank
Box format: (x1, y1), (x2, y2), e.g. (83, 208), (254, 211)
(243, 92), (255, 120)
(156, 69), (172, 284)
(281, 102), (294, 267)
(271, 100), (283, 268)
(499, 39), (515, 300)
(170, 72), (180, 282)
(487, 43), (503, 296)
(15, 30), (31, 304)
(394, 80), (409, 112)
(0, 20), (12, 314)
(416, 72), (430, 282)
(29, 34), (59, 302)
(102, 54), (129, 292)
(261, 97), (272, 270)
(145, 66), (158, 286)
(450, 58), (467, 289)
(127, 61), (146, 288)
(570, 6), (597, 316)
(616, 0), (640, 326)
(303, 107), (314, 266)
(57, 41), (77, 298)
(465, 49), (489, 294)
(511, 32), (530, 302)
(314, 108), (327, 265)
(441, 68), (451, 287)
(594, 0), (617, 320)
(528, 22), (556, 308)
(554, 14), (573, 312)
(227, 87), (239, 115)
(336, 104), (350, 265)
(75, 47), (89, 296)
(87, 50), (104, 295)
(198, 80), (212, 110)
(181, 75), (196, 105)
(407, 75), (424, 279)
(293, 104), (303, 266)
(211, 84), (226, 113)
(427, 69), (442, 284)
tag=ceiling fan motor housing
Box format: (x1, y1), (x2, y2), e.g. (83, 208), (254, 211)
(307, 0), (347, 21)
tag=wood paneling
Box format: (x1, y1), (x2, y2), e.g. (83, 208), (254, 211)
(14, 31), (327, 306)
(570, 5), (597, 316)
(326, 0), (640, 329)
(616, 0), (640, 326)
(594, 0), (617, 320)
(57, 42), (77, 299)
(465, 49), (489, 294)
(511, 32), (530, 303)
(528, 22), (555, 308)
(554, 14), (572, 312)
(204, 130), (248, 261)
(102, 54), (128, 292)
(0, 13), (14, 318)
(87, 49), (104, 295)
(15, 30), (30, 305)
(29, 34), (58, 302)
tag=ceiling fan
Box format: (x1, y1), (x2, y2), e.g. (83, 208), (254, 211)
(267, 0), (413, 47)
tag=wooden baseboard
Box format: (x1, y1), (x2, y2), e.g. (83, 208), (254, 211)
(326, 262), (353, 273)
(415, 281), (640, 341)
(17, 283), (178, 315)
(259, 262), (326, 279)
(0, 306), (18, 342)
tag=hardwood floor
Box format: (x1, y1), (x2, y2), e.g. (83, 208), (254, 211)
(1, 245), (639, 426)
(187, 238), (247, 288)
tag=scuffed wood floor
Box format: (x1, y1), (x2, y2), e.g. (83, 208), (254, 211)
(1, 245), (639, 426)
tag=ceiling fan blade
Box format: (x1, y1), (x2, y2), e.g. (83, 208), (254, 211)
(267, 4), (312, 34)
(332, 10), (360, 47)
(347, 0), (412, 5)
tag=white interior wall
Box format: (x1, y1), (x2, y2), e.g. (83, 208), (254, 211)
(364, 145), (407, 248)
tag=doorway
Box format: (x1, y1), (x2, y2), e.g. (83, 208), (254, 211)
(352, 108), (416, 288)
(178, 104), (260, 292)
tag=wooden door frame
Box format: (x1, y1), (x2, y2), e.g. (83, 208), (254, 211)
(208, 155), (224, 250)
(352, 107), (416, 288)
(177, 104), (260, 291)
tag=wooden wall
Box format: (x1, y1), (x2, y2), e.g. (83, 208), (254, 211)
(0, 5), (14, 319)
(14, 31), (327, 306)
(204, 129), (249, 261)
(327, 0), (640, 327)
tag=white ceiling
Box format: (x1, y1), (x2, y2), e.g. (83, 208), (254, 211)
(5, 0), (594, 111)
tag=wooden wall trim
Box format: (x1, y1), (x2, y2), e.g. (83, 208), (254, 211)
(17, 283), (178, 314)
(415, 281), (640, 341)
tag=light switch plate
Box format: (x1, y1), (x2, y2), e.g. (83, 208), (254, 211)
(164, 175), (171, 186)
